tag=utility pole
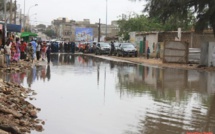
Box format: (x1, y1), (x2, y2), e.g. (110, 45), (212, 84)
(14, 0), (17, 24)
(105, 0), (108, 38)
(98, 18), (101, 42)
(9, 0), (13, 23)
(23, 0), (26, 29)
(4, 0), (7, 43)
(19, 9), (22, 25)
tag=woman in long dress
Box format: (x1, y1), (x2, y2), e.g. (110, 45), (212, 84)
(41, 43), (47, 61)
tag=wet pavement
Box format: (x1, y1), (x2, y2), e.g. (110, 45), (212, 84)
(1, 54), (215, 134)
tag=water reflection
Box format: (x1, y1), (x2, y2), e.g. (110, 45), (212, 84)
(1, 54), (215, 134)
(0, 64), (51, 87)
(51, 55), (215, 133)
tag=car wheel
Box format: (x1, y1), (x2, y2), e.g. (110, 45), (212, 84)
(135, 53), (137, 57)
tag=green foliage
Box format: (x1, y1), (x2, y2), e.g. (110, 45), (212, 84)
(36, 24), (46, 29)
(117, 13), (194, 38)
(43, 29), (56, 38)
(142, 0), (215, 36)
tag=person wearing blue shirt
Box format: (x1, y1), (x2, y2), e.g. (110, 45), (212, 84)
(31, 39), (37, 61)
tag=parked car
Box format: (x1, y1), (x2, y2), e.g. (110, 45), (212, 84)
(95, 42), (110, 55)
(113, 42), (120, 56)
(117, 43), (138, 57)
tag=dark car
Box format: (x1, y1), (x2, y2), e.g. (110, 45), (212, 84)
(95, 42), (110, 55)
(117, 43), (138, 57)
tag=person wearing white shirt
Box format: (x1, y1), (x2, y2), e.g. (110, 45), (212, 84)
(36, 42), (41, 61)
(4, 40), (12, 67)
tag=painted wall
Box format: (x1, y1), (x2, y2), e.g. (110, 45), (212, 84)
(145, 33), (158, 57)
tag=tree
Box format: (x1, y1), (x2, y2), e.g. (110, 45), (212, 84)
(43, 29), (56, 38)
(36, 24), (46, 29)
(117, 14), (164, 40)
(142, 0), (215, 36)
(117, 13), (194, 40)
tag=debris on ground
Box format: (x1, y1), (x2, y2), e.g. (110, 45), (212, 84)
(0, 60), (44, 134)
(0, 80), (44, 134)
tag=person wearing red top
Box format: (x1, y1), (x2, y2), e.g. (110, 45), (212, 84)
(20, 41), (27, 59)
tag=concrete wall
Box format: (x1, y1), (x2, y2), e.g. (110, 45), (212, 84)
(208, 42), (215, 67)
(200, 42), (209, 66)
(129, 32), (136, 44)
(163, 41), (188, 63)
(189, 48), (200, 63)
(135, 35), (143, 53)
(146, 33), (158, 57)
(158, 32), (215, 48)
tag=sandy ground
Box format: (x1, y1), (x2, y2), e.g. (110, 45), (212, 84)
(85, 54), (215, 72)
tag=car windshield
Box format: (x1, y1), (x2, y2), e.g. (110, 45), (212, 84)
(100, 43), (110, 47)
(122, 44), (135, 48)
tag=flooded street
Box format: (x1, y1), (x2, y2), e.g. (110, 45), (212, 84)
(1, 54), (215, 134)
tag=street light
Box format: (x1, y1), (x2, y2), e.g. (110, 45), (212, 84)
(29, 13), (37, 29)
(3, 0), (7, 43)
(23, 3), (37, 28)
(26, 4), (38, 31)
(27, 4), (38, 16)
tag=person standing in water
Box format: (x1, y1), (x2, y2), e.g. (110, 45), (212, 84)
(46, 43), (51, 64)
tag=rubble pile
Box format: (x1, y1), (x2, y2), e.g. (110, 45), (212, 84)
(0, 79), (44, 134)
(1, 60), (37, 73)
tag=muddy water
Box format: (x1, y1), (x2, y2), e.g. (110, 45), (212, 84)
(1, 54), (215, 134)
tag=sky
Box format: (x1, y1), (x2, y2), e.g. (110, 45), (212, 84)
(16, 0), (146, 26)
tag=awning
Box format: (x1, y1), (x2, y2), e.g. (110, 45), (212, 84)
(7, 24), (22, 32)
(21, 32), (37, 37)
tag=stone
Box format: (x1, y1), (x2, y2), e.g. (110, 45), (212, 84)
(30, 110), (37, 118)
(27, 104), (34, 109)
(0, 129), (9, 134)
(19, 120), (28, 126)
(35, 125), (43, 132)
(41, 121), (45, 125)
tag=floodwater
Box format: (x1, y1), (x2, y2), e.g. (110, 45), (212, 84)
(1, 54), (215, 134)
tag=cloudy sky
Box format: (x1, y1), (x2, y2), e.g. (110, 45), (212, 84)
(16, 0), (146, 25)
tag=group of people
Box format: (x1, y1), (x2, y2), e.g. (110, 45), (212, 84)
(4, 37), (51, 67)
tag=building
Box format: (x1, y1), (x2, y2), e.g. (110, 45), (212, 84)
(52, 17), (75, 41)
(51, 18), (120, 42)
